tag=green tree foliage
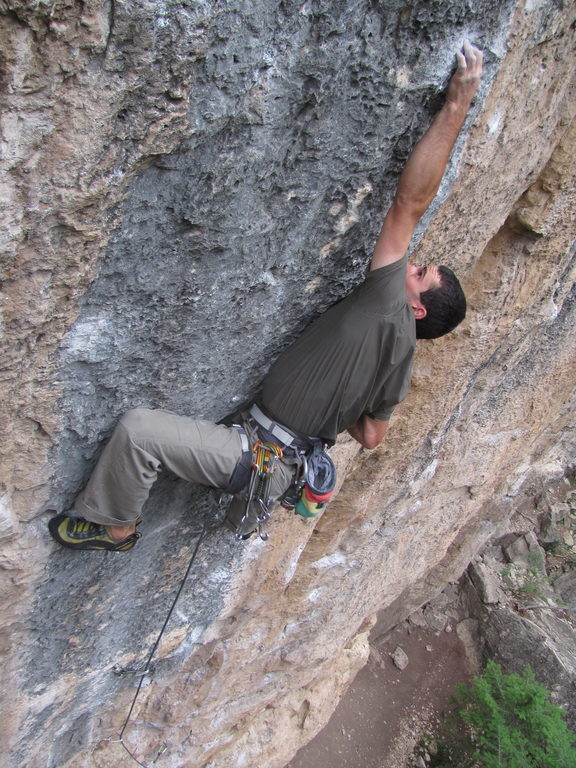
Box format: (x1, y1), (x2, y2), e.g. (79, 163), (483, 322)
(431, 661), (576, 768)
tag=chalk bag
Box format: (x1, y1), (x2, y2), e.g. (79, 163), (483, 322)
(295, 446), (336, 518)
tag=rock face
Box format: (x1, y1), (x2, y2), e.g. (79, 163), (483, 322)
(380, 477), (576, 768)
(1, 2), (575, 767)
(470, 483), (576, 731)
(459, 477), (576, 729)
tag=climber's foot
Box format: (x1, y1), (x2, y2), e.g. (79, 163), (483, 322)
(48, 514), (140, 551)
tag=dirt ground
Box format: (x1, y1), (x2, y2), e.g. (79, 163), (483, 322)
(286, 614), (474, 768)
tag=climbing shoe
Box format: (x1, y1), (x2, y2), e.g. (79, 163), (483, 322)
(48, 514), (141, 552)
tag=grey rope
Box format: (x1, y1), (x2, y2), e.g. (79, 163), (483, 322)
(102, 517), (209, 767)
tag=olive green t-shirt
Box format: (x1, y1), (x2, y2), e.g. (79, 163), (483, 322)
(261, 255), (415, 443)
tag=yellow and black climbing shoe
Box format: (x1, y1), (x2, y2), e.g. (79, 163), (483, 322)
(48, 514), (141, 551)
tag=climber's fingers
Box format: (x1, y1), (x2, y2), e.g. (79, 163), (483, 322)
(461, 39), (483, 75)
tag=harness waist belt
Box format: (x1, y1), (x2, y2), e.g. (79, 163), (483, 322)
(249, 404), (310, 449)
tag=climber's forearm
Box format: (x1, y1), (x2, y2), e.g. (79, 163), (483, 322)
(394, 41), (483, 216)
(393, 101), (471, 218)
(371, 41), (483, 271)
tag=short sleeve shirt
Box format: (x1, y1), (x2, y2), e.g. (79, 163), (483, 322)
(261, 255), (415, 443)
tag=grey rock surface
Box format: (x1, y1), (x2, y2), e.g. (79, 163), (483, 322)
(480, 607), (576, 728)
(553, 570), (576, 615)
(459, 485), (576, 730)
(52, 0), (510, 506)
(468, 560), (503, 604)
(503, 532), (547, 576)
(392, 645), (409, 670)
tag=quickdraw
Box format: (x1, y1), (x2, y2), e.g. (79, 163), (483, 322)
(235, 440), (283, 541)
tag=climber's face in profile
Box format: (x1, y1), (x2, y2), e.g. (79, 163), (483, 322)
(405, 264), (441, 296)
(405, 264), (441, 319)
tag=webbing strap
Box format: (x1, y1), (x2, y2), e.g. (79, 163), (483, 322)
(249, 404), (299, 448)
(237, 427), (249, 454)
(221, 425), (251, 495)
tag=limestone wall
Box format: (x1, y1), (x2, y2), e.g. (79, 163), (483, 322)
(1, 1), (575, 767)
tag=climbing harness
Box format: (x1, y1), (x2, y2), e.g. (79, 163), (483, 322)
(227, 404), (337, 538)
(98, 517), (209, 768)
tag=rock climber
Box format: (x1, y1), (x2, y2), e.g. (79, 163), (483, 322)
(49, 40), (483, 551)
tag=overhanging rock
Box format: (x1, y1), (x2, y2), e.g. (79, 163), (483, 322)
(1, 1), (575, 767)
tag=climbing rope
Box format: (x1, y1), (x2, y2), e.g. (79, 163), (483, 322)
(98, 516), (209, 767)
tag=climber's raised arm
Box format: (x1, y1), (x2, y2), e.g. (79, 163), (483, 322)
(370, 40), (483, 272)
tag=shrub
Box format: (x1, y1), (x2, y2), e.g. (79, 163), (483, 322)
(429, 661), (576, 768)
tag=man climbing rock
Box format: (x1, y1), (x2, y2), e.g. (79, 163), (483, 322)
(49, 41), (483, 551)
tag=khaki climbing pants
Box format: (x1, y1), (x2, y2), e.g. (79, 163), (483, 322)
(75, 407), (293, 527)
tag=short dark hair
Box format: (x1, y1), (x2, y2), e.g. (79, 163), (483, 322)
(415, 265), (466, 339)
